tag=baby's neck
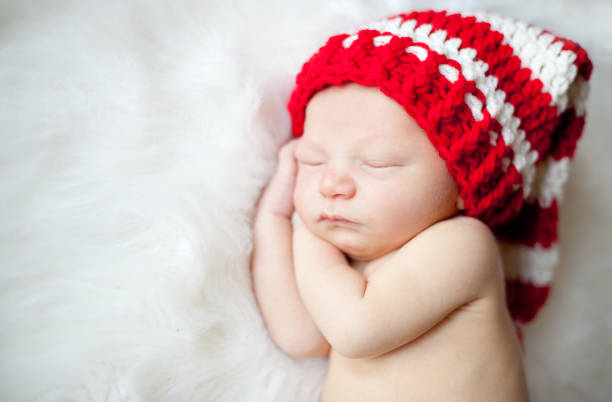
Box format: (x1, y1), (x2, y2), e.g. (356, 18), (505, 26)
(344, 248), (404, 278)
(345, 253), (370, 272)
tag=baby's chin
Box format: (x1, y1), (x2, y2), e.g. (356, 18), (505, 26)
(322, 228), (414, 263)
(322, 232), (386, 262)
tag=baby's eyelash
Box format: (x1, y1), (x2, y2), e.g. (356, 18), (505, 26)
(363, 160), (401, 168)
(298, 159), (325, 166)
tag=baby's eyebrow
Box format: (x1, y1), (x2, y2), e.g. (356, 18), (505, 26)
(298, 136), (411, 153)
(356, 133), (412, 146)
(357, 137), (412, 152)
(297, 140), (323, 150)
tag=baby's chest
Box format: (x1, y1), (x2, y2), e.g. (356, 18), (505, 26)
(323, 343), (443, 401)
(324, 330), (522, 401)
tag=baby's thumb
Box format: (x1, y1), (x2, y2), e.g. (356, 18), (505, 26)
(277, 138), (299, 175)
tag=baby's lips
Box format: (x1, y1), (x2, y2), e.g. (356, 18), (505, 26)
(320, 213), (358, 224)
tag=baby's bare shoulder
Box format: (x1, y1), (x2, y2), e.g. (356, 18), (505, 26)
(410, 215), (498, 255)
(397, 215), (502, 285)
(423, 214), (495, 238)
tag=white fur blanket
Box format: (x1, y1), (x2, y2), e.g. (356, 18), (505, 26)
(1, 0), (611, 401)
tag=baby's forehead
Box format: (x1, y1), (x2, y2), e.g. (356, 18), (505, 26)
(299, 129), (415, 151)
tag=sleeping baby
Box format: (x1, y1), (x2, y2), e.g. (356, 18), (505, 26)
(251, 9), (591, 402)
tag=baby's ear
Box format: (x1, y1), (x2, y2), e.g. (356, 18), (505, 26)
(456, 196), (465, 211)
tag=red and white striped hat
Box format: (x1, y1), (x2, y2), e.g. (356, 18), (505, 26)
(287, 9), (593, 326)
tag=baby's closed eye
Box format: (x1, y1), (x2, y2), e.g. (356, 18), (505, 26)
(296, 157), (325, 166)
(362, 160), (404, 168)
(295, 150), (325, 166)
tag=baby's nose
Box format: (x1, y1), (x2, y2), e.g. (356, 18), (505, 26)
(319, 167), (356, 199)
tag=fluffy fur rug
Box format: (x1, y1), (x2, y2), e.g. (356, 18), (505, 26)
(1, 0), (611, 401)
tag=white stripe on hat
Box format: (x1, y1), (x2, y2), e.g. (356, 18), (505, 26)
(342, 34), (358, 48)
(528, 157), (570, 207)
(373, 34), (393, 47)
(499, 242), (559, 285)
(569, 76), (589, 117)
(406, 45), (428, 61)
(438, 63), (460, 82)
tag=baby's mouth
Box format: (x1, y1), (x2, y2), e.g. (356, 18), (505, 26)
(319, 213), (358, 226)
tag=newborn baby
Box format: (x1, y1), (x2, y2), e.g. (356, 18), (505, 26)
(251, 83), (528, 401)
(251, 9), (591, 402)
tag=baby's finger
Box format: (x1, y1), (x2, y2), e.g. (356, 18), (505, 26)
(278, 138), (299, 161)
(276, 138), (300, 175)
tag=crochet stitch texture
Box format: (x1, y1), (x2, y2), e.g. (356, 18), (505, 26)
(287, 9), (593, 325)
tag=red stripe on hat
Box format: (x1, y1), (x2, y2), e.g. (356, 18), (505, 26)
(505, 279), (551, 323)
(474, 168), (524, 228)
(549, 108), (586, 160)
(494, 199), (559, 247)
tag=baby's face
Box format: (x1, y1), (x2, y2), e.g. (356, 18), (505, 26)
(294, 83), (461, 263)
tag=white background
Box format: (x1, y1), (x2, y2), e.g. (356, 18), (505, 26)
(1, 0), (611, 401)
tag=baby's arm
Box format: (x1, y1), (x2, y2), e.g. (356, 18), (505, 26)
(293, 215), (501, 359)
(250, 139), (330, 358)
(292, 215), (368, 356)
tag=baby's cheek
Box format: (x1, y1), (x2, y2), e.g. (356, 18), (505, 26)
(293, 176), (304, 204)
(372, 192), (414, 228)
(293, 184), (309, 217)
(294, 172), (313, 199)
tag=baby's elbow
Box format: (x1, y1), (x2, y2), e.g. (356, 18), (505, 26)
(328, 328), (383, 359)
(275, 332), (330, 358)
(291, 340), (331, 358)
(332, 343), (370, 359)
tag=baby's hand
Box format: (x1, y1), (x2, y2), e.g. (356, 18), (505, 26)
(291, 209), (306, 232)
(255, 138), (300, 219)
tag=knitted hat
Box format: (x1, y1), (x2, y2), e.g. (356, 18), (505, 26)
(287, 9), (592, 326)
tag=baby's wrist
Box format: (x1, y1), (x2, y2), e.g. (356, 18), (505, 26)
(256, 204), (293, 220)
(256, 187), (294, 219)
(254, 209), (292, 233)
